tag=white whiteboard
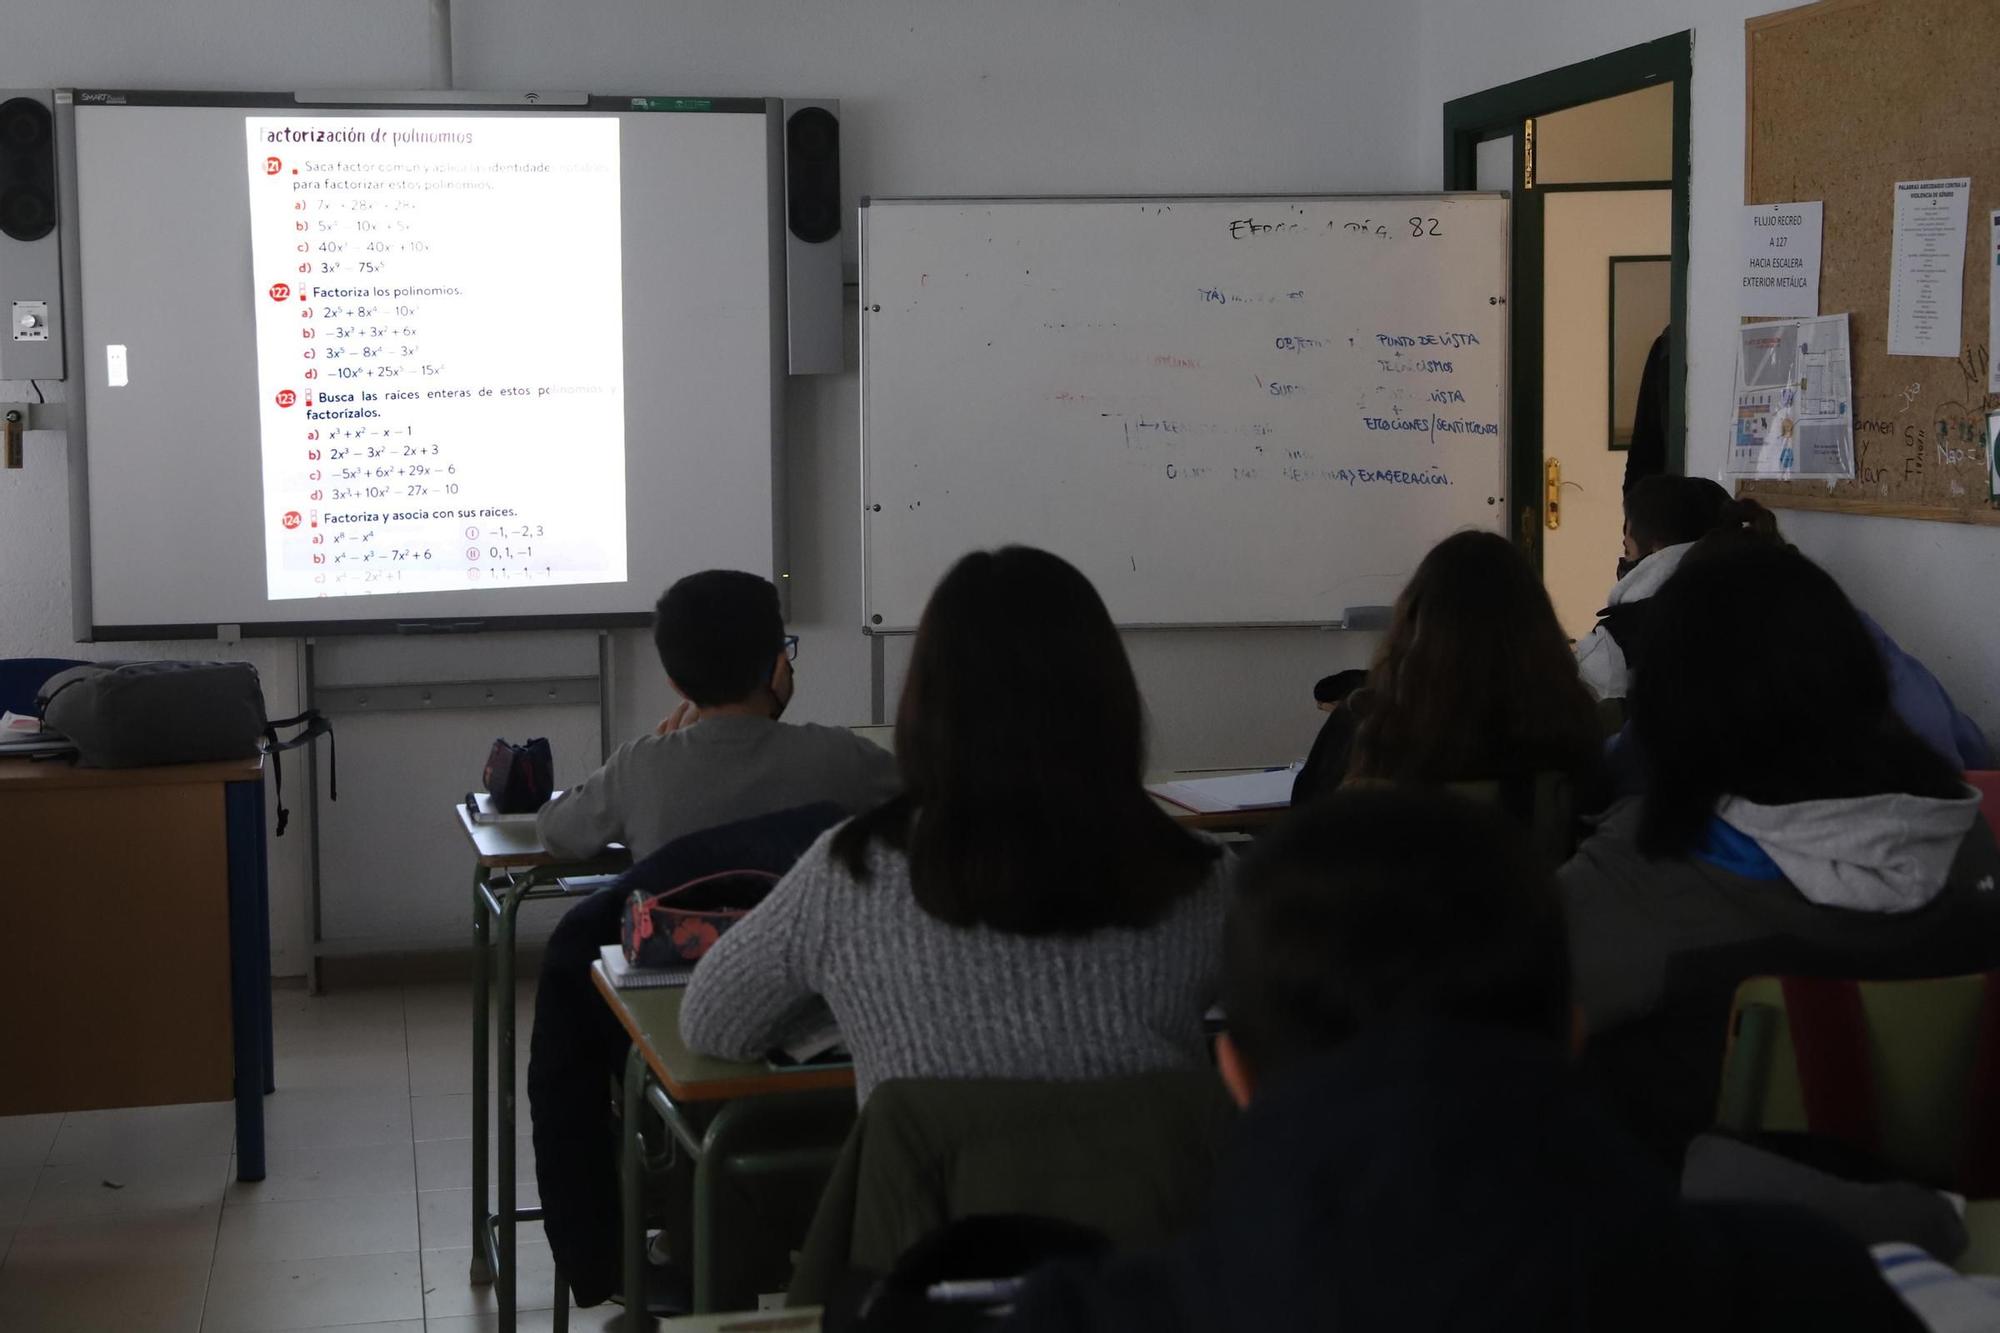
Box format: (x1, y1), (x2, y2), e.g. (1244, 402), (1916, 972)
(860, 195), (1509, 629)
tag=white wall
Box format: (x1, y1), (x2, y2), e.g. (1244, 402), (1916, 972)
(1415, 0), (2000, 737)
(3, 0), (1427, 969)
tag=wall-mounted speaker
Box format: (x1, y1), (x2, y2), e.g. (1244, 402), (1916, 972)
(782, 99), (842, 376)
(0, 90), (65, 381)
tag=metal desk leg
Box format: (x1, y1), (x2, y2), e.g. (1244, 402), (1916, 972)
(639, 1086), (851, 1314)
(470, 866), (493, 1283)
(622, 1044), (657, 1333)
(496, 876), (524, 1328)
(224, 779), (269, 1183)
(691, 1106), (729, 1313)
(258, 823), (275, 1095)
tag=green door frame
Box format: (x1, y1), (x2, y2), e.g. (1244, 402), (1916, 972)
(1442, 32), (1692, 570)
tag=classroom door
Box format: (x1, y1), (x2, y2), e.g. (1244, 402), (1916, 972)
(1442, 36), (1691, 602)
(1541, 188), (1670, 638)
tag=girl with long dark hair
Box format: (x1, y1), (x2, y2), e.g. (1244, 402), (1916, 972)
(680, 546), (1228, 1100)
(1564, 540), (2000, 1160)
(1294, 530), (1603, 809)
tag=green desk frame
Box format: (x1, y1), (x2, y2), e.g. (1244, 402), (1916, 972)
(595, 970), (855, 1325)
(461, 807), (626, 1332)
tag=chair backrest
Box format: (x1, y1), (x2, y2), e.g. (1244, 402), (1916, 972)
(1966, 771), (2000, 831)
(1444, 770), (1578, 869)
(1716, 973), (1995, 1190)
(0, 657), (86, 718)
(788, 1069), (1233, 1306)
(848, 724), (896, 755)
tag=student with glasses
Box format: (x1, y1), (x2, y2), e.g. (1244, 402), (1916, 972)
(538, 573), (892, 862)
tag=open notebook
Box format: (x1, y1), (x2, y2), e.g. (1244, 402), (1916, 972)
(1148, 763), (1301, 814)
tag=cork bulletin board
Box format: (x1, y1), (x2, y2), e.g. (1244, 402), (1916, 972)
(1741, 0), (1999, 524)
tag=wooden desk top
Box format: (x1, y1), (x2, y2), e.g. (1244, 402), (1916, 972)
(454, 764), (1286, 869)
(453, 801), (630, 871)
(0, 753), (264, 792)
(591, 961), (856, 1104)
(1146, 768), (1290, 834)
(453, 802), (562, 869)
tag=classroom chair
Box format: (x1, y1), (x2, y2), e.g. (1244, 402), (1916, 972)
(1965, 771), (2000, 829)
(668, 1088), (857, 1313)
(1444, 770), (1579, 869)
(786, 1070), (1234, 1307)
(0, 656), (83, 717)
(1715, 973), (2000, 1273)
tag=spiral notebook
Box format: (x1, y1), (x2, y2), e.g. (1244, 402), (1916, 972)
(598, 944), (693, 989)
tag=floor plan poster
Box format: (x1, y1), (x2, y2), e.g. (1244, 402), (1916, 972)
(1728, 314), (1854, 480)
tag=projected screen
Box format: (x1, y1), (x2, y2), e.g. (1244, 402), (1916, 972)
(246, 117), (628, 600)
(65, 93), (781, 638)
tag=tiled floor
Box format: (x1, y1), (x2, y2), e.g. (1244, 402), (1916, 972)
(0, 980), (614, 1333)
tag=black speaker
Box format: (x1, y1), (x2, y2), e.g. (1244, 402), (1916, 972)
(0, 96), (56, 243)
(0, 88), (63, 381)
(785, 105), (840, 245)
(782, 100), (842, 374)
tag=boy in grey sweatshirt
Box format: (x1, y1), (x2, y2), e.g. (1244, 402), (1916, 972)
(537, 570), (898, 860)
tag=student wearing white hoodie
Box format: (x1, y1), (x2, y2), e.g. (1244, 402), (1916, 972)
(1562, 541), (2000, 1163)
(1590, 489), (1993, 773)
(1574, 474), (1728, 700)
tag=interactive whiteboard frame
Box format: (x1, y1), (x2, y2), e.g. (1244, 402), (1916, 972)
(57, 88), (788, 641)
(857, 193), (1511, 632)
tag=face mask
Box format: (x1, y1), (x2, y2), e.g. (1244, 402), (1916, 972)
(1614, 555), (1639, 581)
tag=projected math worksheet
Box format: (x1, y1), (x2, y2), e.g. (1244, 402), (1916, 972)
(246, 116), (627, 600)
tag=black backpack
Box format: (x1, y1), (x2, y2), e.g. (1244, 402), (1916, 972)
(38, 660), (334, 834)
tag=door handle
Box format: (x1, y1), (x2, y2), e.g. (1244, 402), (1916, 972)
(1544, 456), (1561, 530)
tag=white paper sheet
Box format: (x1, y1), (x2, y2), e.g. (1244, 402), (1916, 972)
(1148, 765), (1300, 814)
(1887, 178), (1970, 357)
(1739, 201), (1822, 317)
(1728, 314), (1854, 481)
(1988, 212), (1999, 394)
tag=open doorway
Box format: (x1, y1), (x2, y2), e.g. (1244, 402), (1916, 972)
(1443, 34), (1691, 639)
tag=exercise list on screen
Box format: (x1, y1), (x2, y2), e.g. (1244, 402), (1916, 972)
(247, 117), (628, 601)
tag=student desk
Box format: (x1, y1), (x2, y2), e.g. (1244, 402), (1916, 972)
(0, 754), (274, 1180)
(1146, 768), (1289, 836)
(455, 805), (627, 1328)
(472, 774), (1279, 1326)
(592, 964), (855, 1324)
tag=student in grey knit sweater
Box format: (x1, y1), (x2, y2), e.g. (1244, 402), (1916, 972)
(681, 546), (1232, 1100)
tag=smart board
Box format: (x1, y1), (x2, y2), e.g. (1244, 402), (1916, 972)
(860, 195), (1510, 629)
(60, 90), (784, 638)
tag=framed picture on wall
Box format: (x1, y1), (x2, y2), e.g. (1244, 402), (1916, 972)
(1608, 254), (1670, 451)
